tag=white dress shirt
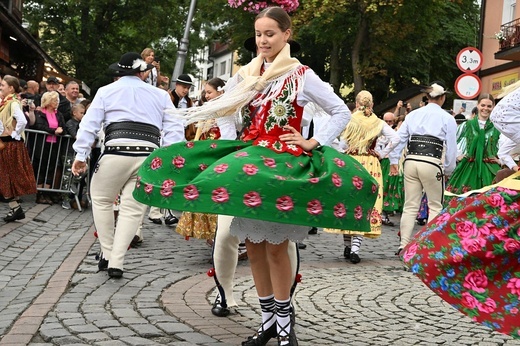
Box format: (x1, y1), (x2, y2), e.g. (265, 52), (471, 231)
(497, 133), (520, 169)
(7, 102), (27, 140)
(491, 87), (520, 144)
(73, 75), (185, 162)
(389, 103), (458, 175)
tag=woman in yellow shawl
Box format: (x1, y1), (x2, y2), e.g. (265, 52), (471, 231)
(325, 90), (399, 263)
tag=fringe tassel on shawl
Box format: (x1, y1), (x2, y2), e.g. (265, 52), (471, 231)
(169, 68), (307, 126)
(165, 43), (307, 126)
(342, 111), (384, 154)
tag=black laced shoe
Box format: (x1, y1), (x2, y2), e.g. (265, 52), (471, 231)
(350, 252), (361, 264)
(98, 257), (108, 271)
(343, 246), (351, 259)
(164, 213), (179, 226)
(242, 319), (277, 346)
(276, 320), (298, 346)
(211, 294), (230, 317)
(108, 268), (123, 278)
(4, 206), (25, 222)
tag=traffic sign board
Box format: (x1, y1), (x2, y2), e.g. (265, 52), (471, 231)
(456, 47), (483, 73)
(454, 73), (482, 100)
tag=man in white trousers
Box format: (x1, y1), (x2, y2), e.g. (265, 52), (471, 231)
(389, 81), (457, 256)
(72, 52), (184, 278)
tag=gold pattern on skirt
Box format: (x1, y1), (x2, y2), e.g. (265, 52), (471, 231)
(176, 212), (217, 240)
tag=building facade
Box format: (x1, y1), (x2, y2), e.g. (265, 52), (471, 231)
(481, 0), (520, 98)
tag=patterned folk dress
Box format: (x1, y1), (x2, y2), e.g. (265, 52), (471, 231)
(133, 67), (378, 244)
(175, 121), (221, 241)
(401, 173), (520, 339)
(446, 117), (501, 198)
(0, 94), (37, 198)
(325, 111), (395, 238)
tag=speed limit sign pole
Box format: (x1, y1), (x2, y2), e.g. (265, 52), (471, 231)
(455, 47), (483, 99)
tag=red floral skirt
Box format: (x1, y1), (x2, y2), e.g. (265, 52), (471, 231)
(0, 140), (37, 198)
(402, 185), (520, 339)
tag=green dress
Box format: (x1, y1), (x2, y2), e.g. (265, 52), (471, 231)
(446, 117), (501, 197)
(134, 64), (378, 235)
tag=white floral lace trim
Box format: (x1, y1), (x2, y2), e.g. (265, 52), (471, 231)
(229, 218), (307, 245)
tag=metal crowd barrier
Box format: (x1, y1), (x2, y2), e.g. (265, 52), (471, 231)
(24, 129), (90, 212)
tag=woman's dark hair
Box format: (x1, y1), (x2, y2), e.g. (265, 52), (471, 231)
(80, 99), (92, 108)
(206, 77), (225, 92)
(256, 7), (292, 32)
(3, 75), (22, 93)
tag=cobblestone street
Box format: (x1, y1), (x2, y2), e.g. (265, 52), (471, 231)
(1, 200), (520, 345)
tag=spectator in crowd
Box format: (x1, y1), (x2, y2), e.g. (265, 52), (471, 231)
(141, 48), (161, 87)
(45, 77), (72, 121)
(65, 81), (81, 108)
(65, 103), (85, 139)
(25, 80), (41, 106)
(0, 75), (37, 222)
(63, 103), (87, 209)
(57, 83), (66, 96)
(32, 91), (67, 204)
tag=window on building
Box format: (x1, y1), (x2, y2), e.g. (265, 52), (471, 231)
(220, 61), (226, 76)
(503, 0), (517, 24)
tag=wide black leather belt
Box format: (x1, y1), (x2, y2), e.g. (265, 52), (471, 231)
(105, 121), (161, 147)
(105, 146), (155, 153)
(407, 135), (443, 159)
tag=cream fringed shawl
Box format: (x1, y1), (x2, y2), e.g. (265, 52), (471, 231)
(168, 43), (304, 125)
(342, 111), (384, 154)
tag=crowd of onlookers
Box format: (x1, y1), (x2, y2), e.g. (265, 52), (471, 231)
(0, 74), (92, 210)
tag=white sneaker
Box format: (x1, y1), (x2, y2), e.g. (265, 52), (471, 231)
(62, 200), (71, 209)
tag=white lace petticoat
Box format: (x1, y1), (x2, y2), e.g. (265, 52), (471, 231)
(229, 217), (308, 244)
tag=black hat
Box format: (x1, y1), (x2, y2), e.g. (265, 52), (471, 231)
(19, 79), (28, 89)
(243, 37), (301, 54)
(420, 81), (452, 98)
(109, 52), (153, 76)
(454, 113), (466, 124)
(46, 76), (59, 84)
(176, 74), (193, 86)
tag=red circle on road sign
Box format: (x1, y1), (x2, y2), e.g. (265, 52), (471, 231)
(455, 73), (482, 100)
(456, 47), (483, 73)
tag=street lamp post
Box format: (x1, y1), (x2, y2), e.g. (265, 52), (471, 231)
(171, 0), (197, 88)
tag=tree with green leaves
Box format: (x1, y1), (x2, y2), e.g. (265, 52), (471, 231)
(23, 0), (206, 94)
(24, 0), (480, 105)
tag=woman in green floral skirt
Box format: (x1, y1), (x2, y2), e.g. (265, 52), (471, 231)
(134, 7), (377, 346)
(446, 94), (500, 197)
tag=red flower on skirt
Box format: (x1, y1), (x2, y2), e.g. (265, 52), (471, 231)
(307, 200), (323, 215)
(212, 187), (230, 203)
(243, 191), (262, 207)
(183, 185), (199, 200)
(173, 156), (186, 169)
(276, 196), (294, 212)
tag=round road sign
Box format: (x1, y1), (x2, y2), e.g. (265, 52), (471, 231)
(454, 73), (482, 100)
(456, 47), (483, 73)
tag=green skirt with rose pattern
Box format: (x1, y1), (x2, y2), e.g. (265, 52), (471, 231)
(133, 140), (378, 231)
